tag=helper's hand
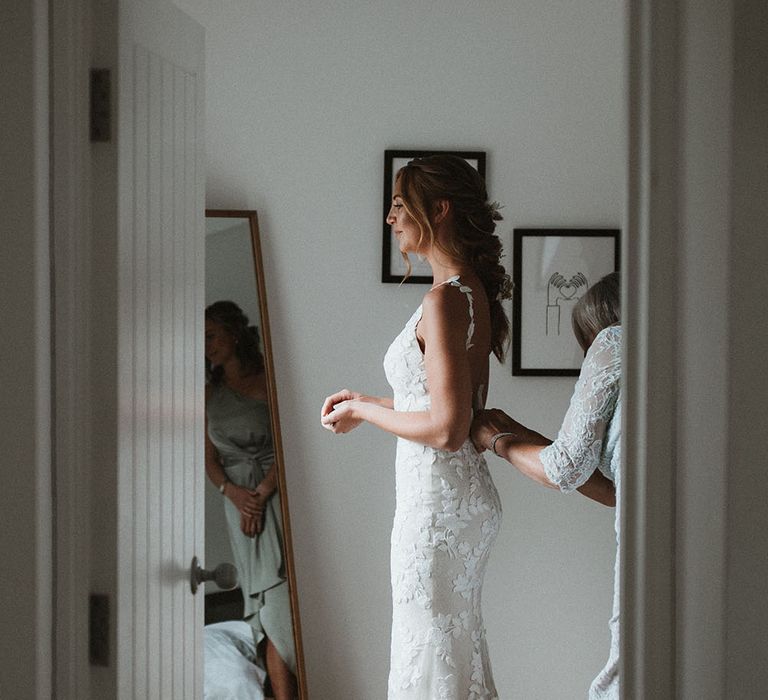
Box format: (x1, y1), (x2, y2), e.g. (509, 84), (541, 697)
(471, 408), (523, 453)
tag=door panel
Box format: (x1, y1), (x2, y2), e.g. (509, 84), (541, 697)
(115, 2), (204, 697)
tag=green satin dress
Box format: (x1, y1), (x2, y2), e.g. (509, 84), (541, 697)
(206, 382), (296, 674)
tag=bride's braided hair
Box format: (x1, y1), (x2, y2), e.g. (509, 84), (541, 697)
(396, 154), (512, 360)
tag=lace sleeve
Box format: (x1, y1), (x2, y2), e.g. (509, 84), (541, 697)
(540, 326), (622, 493)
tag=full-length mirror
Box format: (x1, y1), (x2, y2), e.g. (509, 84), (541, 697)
(203, 210), (306, 699)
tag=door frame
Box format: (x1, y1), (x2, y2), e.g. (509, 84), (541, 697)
(0, 0), (54, 697)
(621, 1), (680, 695)
(622, 1), (732, 697)
(51, 0), (93, 694)
(42, 1), (736, 697)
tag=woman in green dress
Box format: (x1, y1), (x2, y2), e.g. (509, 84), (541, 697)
(204, 300), (297, 699)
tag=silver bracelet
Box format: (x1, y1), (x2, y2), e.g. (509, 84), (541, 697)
(490, 432), (517, 456)
(219, 480), (228, 495)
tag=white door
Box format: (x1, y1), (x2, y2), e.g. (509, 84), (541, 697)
(53, 0), (204, 695)
(113, 1), (205, 697)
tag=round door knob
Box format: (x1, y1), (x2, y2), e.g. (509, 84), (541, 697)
(190, 556), (238, 594)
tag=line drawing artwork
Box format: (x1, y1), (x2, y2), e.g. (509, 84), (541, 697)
(546, 272), (588, 335)
(513, 228), (619, 375)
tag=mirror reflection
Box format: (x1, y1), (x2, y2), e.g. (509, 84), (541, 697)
(203, 211), (302, 700)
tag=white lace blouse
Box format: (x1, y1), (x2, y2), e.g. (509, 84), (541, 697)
(540, 324), (622, 699)
(540, 324), (622, 491)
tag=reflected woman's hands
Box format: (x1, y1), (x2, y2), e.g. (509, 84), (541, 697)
(236, 486), (265, 538)
(227, 482), (264, 518)
(240, 512), (260, 538)
(249, 482), (276, 535)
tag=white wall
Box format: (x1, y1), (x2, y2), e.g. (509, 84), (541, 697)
(176, 2), (625, 697)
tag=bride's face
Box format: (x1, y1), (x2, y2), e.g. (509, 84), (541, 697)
(386, 187), (425, 256)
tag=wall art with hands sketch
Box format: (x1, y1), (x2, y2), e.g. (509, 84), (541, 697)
(512, 228), (620, 376)
(204, 210), (307, 699)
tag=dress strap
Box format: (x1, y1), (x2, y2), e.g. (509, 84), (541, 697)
(442, 276), (475, 350)
(433, 276), (484, 412)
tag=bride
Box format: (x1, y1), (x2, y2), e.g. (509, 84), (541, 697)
(321, 154), (510, 699)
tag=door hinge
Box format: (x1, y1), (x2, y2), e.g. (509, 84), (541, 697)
(90, 68), (111, 142)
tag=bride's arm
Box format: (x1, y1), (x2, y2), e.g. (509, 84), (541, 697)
(365, 396), (394, 409)
(322, 287), (473, 451)
(321, 389), (393, 413)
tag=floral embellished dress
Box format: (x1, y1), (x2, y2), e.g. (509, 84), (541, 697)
(383, 277), (501, 700)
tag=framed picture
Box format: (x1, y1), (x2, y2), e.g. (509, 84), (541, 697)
(512, 228), (620, 376)
(381, 149), (486, 283)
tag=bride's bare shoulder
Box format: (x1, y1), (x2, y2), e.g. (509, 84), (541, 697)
(422, 281), (467, 314)
(420, 283), (474, 339)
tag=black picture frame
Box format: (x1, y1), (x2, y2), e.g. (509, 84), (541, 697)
(381, 149), (487, 283)
(512, 228), (620, 376)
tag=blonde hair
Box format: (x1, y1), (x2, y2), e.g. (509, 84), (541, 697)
(395, 154), (512, 360)
(571, 271), (621, 353)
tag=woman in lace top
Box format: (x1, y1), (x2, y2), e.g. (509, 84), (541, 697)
(471, 271), (622, 699)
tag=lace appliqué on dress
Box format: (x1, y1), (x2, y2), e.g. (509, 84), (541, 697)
(383, 278), (501, 700)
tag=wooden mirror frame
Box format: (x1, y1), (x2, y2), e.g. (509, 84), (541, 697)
(205, 209), (307, 698)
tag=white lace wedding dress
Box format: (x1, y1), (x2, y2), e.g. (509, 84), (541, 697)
(383, 277), (501, 700)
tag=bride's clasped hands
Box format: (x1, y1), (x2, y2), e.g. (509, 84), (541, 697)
(320, 389), (362, 434)
(320, 389), (393, 434)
